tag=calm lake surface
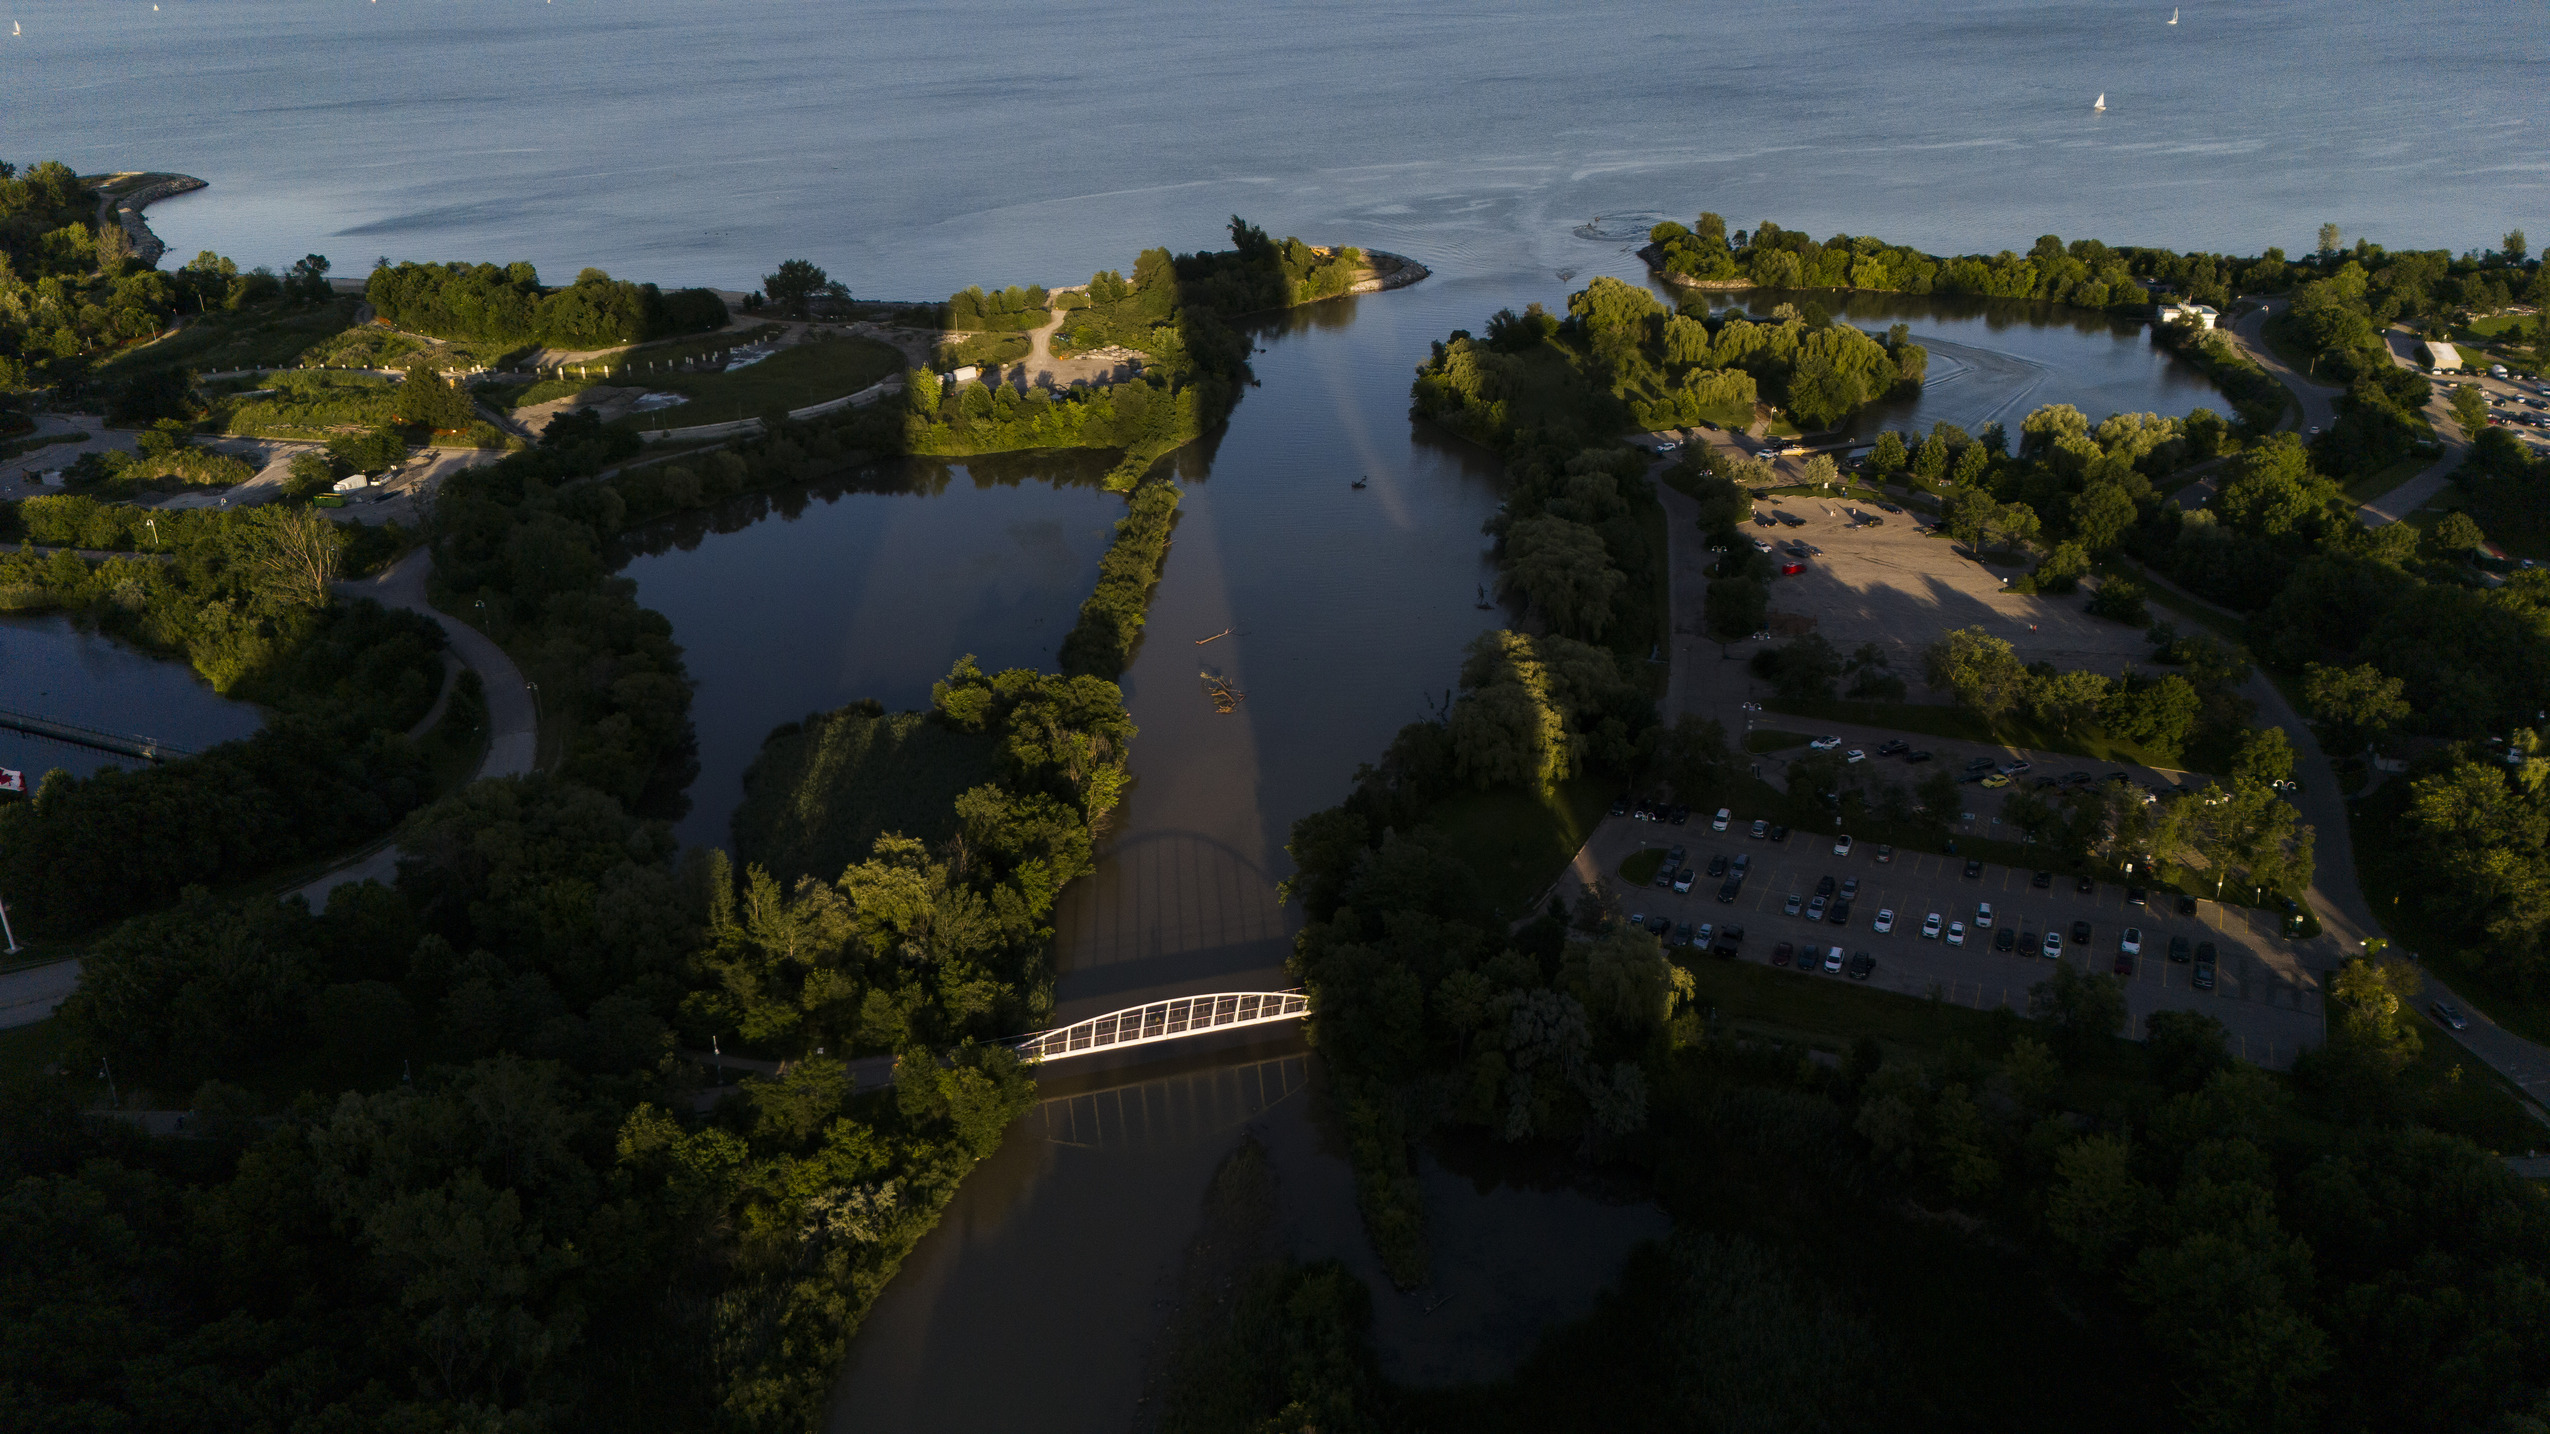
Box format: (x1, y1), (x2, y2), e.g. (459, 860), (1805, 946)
(0, 615), (265, 781)
(15, 0), (2524, 1422)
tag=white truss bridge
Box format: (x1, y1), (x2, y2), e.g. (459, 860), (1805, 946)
(1010, 990), (1309, 1064)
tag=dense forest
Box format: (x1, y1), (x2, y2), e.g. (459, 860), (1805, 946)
(363, 260), (729, 350)
(1414, 274), (1925, 437)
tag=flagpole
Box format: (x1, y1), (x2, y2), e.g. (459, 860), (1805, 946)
(0, 896), (18, 956)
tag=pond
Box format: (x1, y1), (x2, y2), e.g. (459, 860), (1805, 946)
(0, 613), (265, 783)
(609, 246), (2233, 1432)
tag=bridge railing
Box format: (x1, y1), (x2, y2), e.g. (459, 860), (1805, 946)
(1010, 990), (1308, 1064)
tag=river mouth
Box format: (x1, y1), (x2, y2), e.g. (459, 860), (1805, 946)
(605, 254), (2234, 1431)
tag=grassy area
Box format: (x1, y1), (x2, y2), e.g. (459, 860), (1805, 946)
(1677, 951), (2027, 1058)
(481, 375), (601, 412)
(1765, 694), (2195, 772)
(940, 332), (1031, 368)
(617, 322), (788, 369)
(2401, 1026), (2547, 1153)
(731, 706), (1001, 885)
(0, 1016), (70, 1085)
(209, 369), (405, 438)
(606, 336), (903, 431)
(1417, 776), (1613, 919)
(1745, 728), (1811, 753)
(296, 324), (432, 370)
(1619, 849), (1667, 886)
(94, 298), (364, 378)
(2342, 453), (2427, 505)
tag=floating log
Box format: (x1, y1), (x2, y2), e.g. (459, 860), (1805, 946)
(1199, 669), (1245, 713)
(1193, 628), (1233, 645)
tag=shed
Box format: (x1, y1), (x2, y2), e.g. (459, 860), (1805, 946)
(2426, 340), (2463, 371)
(333, 474), (371, 493)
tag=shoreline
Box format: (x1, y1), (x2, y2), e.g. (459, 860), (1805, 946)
(80, 171), (207, 269)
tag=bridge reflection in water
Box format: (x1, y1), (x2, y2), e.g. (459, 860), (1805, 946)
(1030, 1051), (1311, 1152)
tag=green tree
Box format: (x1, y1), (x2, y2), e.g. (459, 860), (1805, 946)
(762, 258), (843, 316)
(2317, 222), (2341, 258)
(1503, 515), (1624, 640)
(2449, 381), (2491, 436)
(1924, 626), (2032, 719)
(1869, 429), (1907, 474)
(396, 363), (476, 430)
(2029, 962), (2129, 1062)
(2503, 229), (2528, 263)
(2301, 661), (2409, 753)
(1770, 632), (1842, 706)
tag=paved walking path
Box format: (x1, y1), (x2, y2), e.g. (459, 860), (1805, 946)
(291, 547), (539, 906)
(2356, 326), (2470, 527)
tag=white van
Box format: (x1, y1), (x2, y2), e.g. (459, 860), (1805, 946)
(2493, 364), (2511, 379)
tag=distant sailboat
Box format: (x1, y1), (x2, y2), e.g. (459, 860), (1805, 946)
(2168, 7), (2179, 23)
(2094, 93), (2107, 111)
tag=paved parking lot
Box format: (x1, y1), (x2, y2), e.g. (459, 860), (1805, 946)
(1563, 813), (2326, 1067)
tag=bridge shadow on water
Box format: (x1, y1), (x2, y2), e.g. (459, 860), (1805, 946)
(1048, 824), (1300, 1015)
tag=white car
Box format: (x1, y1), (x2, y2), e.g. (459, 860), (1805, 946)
(1844, 748), (1867, 764)
(2043, 930), (2064, 959)
(1822, 946), (1845, 973)
(1712, 807), (1732, 832)
(2121, 927), (2143, 956)
(1809, 735), (1844, 751)
(1921, 912), (1943, 940)
(1975, 901), (1994, 929)
(1833, 833), (1853, 857)
(1873, 908), (1896, 934)
(1946, 920), (1967, 947)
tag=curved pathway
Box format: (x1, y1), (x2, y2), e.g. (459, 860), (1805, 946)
(2356, 326), (2471, 527)
(291, 546), (538, 905)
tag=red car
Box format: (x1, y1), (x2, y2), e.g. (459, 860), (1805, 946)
(1780, 561), (1806, 576)
(1772, 941), (1794, 967)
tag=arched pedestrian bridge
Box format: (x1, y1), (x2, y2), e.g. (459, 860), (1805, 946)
(1010, 990), (1308, 1063)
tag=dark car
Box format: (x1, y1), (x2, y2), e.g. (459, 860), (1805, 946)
(1769, 824), (1789, 842)
(2070, 919), (2092, 944)
(2032, 870), (2054, 889)
(1632, 799), (1653, 820)
(2033, 774), (2063, 788)
(1732, 852), (1751, 876)
(1846, 950), (1876, 980)
(1839, 877), (1860, 900)
(1994, 926), (2016, 952)
(1876, 739), (1908, 756)
(1668, 844), (1687, 865)
(1673, 921), (1694, 946)
(2019, 929), (2039, 956)
(1669, 805), (1691, 826)
(1967, 757), (1998, 772)
(2176, 894), (2198, 916)
(1649, 914), (1672, 934)
(1714, 924), (1746, 956)
(1964, 858), (1985, 878)
(2114, 948), (2135, 976)
(1654, 863), (1677, 888)
(2192, 942), (2217, 990)
(2063, 770), (2095, 786)
(2075, 874), (2096, 895)
(1905, 750), (1933, 763)
(1772, 940), (1794, 967)
(1828, 898), (1854, 926)
(1707, 854), (1730, 878)
(1718, 876), (1745, 904)
(1815, 874), (1836, 897)
(2168, 935), (2192, 963)
(1608, 795), (1629, 817)
(2126, 887), (2147, 906)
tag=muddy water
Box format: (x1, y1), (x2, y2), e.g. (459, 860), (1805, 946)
(0, 614), (265, 781)
(606, 252), (2237, 1431)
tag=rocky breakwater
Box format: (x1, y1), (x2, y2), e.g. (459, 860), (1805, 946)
(87, 172), (207, 269)
(1352, 248), (1431, 294)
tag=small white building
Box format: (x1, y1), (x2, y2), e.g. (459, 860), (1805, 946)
(948, 366), (980, 384)
(2426, 341), (2463, 371)
(332, 474), (371, 493)
(2160, 302), (2219, 329)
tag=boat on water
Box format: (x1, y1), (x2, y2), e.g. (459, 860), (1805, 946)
(2168, 7), (2179, 23)
(2094, 93), (2107, 111)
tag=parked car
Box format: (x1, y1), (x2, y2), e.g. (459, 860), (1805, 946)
(1980, 772), (2012, 788)
(1905, 750), (1933, 763)
(2042, 930), (2063, 959)
(1946, 920), (1966, 947)
(2126, 887), (2147, 906)
(1964, 858), (1984, 878)
(1783, 892), (1803, 915)
(1749, 819), (1769, 839)
(1695, 923), (1715, 948)
(1828, 899), (1854, 926)
(1732, 852), (1751, 876)
(2168, 935), (2192, 963)
(1921, 911), (1943, 940)
(1846, 951), (1876, 980)
(2031, 870), (2053, 889)
(2018, 928), (2039, 956)
(2431, 1000), (2468, 1031)
(1816, 875), (1837, 897)
(1713, 924), (1746, 956)
(1712, 807), (1732, 831)
(1608, 795), (1629, 817)
(1967, 757), (1998, 772)
(1810, 736), (1843, 751)
(2114, 948), (2135, 976)
(1994, 927), (2016, 953)
(1874, 844), (1893, 863)
(1839, 877), (1859, 900)
(1654, 864), (1677, 888)
(1822, 946), (1846, 974)
(2070, 919), (2092, 944)
(1768, 824), (1789, 843)
(2120, 927), (2143, 956)
(1805, 895), (1828, 921)
(1772, 941), (1794, 967)
(1707, 854), (1730, 878)
(1844, 748), (1867, 764)
(1876, 739), (1908, 756)
(2005, 760), (2032, 775)
(2192, 944), (2217, 990)
(1668, 805), (1691, 825)
(1673, 921), (1694, 946)
(1649, 914), (1672, 934)
(2076, 874), (2096, 895)
(1975, 902), (1994, 928)
(1672, 867), (1697, 893)
(2175, 894), (2198, 916)
(1780, 561), (1806, 576)
(1833, 833), (1854, 857)
(1718, 876), (1744, 904)
(1873, 908), (1896, 934)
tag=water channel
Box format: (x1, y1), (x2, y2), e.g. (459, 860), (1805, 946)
(0, 614), (266, 782)
(610, 242), (2228, 1427)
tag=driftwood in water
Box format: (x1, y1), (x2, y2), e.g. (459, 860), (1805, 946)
(1199, 669), (1245, 713)
(1194, 628), (1233, 645)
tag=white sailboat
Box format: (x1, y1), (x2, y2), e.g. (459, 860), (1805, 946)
(2094, 93), (2107, 112)
(2169, 7), (2179, 23)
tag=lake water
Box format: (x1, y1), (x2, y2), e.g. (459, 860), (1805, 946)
(14, 0), (2526, 1422)
(18, 0), (2540, 302)
(0, 614), (265, 782)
